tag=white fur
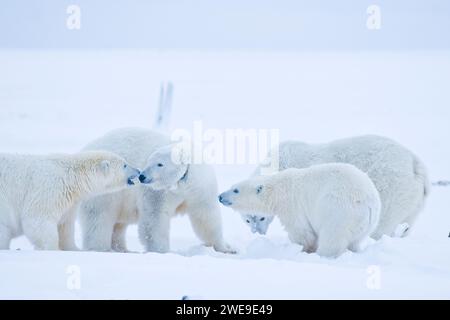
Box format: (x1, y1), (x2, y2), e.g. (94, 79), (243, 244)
(251, 135), (429, 239)
(0, 151), (138, 250)
(79, 128), (232, 253)
(220, 164), (381, 258)
(240, 213), (274, 235)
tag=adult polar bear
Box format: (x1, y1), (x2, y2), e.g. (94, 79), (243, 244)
(0, 151), (140, 250)
(79, 127), (231, 253)
(247, 135), (429, 239)
(219, 164), (381, 257)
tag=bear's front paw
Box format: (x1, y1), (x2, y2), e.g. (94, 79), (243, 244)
(213, 242), (238, 254)
(60, 245), (80, 251)
(394, 223), (410, 238)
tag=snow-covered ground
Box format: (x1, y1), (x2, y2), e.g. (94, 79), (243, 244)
(1, 50), (450, 299)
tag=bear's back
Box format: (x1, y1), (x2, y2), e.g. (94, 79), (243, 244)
(83, 127), (171, 169)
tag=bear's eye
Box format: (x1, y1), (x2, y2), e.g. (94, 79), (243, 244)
(260, 217), (265, 221)
(246, 220), (250, 223)
(233, 188), (239, 194)
(157, 163), (164, 167)
(123, 164), (127, 169)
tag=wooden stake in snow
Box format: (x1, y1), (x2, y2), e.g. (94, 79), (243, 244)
(154, 82), (174, 133)
(432, 180), (450, 187)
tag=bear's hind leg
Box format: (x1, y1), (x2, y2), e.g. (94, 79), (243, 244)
(315, 215), (352, 258)
(348, 236), (369, 253)
(316, 232), (350, 258)
(187, 203), (235, 254)
(288, 225), (317, 253)
(373, 181), (424, 239)
(0, 224), (12, 250)
(111, 223), (128, 252)
(79, 194), (120, 252)
(0, 202), (13, 249)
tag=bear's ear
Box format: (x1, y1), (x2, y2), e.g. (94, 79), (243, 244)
(100, 160), (110, 173)
(256, 185), (264, 194)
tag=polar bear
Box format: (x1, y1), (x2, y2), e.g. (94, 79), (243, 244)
(219, 164), (381, 258)
(79, 128), (232, 253)
(240, 213), (274, 235)
(0, 151), (140, 250)
(242, 135), (429, 239)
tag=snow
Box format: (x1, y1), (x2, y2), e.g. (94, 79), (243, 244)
(1, 50), (450, 299)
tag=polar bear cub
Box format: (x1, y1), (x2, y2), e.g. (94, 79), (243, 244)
(0, 151), (140, 250)
(219, 163), (381, 258)
(242, 135), (429, 239)
(240, 213), (274, 235)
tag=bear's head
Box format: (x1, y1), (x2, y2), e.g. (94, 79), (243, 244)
(138, 144), (190, 191)
(219, 176), (274, 215)
(240, 213), (275, 235)
(89, 151), (140, 192)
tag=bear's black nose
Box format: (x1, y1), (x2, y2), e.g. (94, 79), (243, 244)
(218, 195), (232, 206)
(139, 174), (146, 183)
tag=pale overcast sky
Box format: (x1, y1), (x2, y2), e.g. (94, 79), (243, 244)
(0, 0), (449, 50)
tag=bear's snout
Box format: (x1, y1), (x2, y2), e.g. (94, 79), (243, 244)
(139, 173), (152, 184)
(218, 193), (233, 206)
(125, 165), (140, 186)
